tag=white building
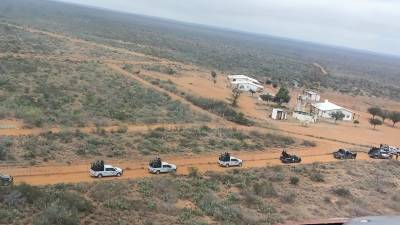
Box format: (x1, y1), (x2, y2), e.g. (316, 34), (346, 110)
(228, 75), (261, 85)
(311, 100), (354, 121)
(303, 90), (320, 102)
(231, 81), (264, 92)
(295, 90), (320, 112)
(228, 75), (263, 92)
(271, 108), (287, 120)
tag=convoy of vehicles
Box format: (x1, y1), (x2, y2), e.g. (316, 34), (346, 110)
(333, 149), (357, 159)
(148, 158), (177, 174)
(4, 144), (398, 184)
(218, 152), (243, 167)
(89, 160), (123, 178)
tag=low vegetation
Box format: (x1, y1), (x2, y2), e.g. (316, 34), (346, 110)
(1, 127), (304, 163)
(3, 0), (400, 100)
(0, 57), (207, 127)
(137, 75), (254, 126)
(2, 161), (400, 224)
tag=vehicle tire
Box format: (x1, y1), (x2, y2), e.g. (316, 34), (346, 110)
(225, 163), (229, 168)
(239, 163), (242, 167)
(156, 170), (160, 174)
(97, 174), (103, 178)
(117, 173), (121, 177)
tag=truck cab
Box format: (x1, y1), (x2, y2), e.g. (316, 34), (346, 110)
(218, 152), (243, 167)
(148, 158), (177, 174)
(89, 160), (123, 178)
(0, 174), (13, 186)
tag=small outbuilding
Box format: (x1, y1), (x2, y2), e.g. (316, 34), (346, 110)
(271, 108), (287, 120)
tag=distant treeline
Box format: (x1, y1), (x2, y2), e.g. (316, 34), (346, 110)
(1, 0), (400, 100)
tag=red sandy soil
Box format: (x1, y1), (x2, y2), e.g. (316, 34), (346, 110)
(0, 144), (370, 186)
(0, 21), (398, 186)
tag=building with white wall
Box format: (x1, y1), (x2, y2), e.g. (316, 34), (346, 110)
(271, 108), (287, 120)
(228, 75), (261, 84)
(228, 75), (263, 92)
(311, 100), (354, 121)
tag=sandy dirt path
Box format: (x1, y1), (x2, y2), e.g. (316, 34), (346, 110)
(0, 146), (371, 186)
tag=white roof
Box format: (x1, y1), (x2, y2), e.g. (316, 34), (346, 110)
(228, 75), (260, 84)
(312, 100), (352, 112)
(231, 81), (263, 88)
(305, 90), (319, 95)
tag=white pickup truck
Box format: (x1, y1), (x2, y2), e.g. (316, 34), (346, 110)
(90, 164), (123, 178)
(148, 160), (177, 174)
(218, 156), (243, 167)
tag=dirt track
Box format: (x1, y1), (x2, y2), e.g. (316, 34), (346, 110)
(0, 148), (370, 186)
(0, 21), (394, 187)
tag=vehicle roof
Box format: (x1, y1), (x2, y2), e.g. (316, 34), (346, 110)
(104, 165), (114, 168)
(345, 216), (400, 225)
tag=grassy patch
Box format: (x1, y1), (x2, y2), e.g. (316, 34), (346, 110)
(0, 57), (207, 127)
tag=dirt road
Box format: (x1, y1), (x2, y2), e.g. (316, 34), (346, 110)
(0, 147), (371, 186)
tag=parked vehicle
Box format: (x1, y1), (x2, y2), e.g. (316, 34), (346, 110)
(148, 158), (177, 174)
(280, 150), (301, 164)
(89, 160), (123, 178)
(368, 147), (392, 159)
(333, 149), (357, 159)
(0, 174), (13, 186)
(379, 144), (399, 155)
(218, 152), (243, 167)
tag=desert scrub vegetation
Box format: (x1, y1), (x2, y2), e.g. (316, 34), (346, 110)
(2, 126), (300, 163)
(0, 183), (92, 225)
(185, 95), (254, 126)
(129, 73), (255, 126)
(4, 0), (400, 100)
(3, 161), (400, 225)
(0, 57), (208, 127)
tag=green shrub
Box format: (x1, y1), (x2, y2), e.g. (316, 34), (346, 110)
(253, 181), (277, 197)
(0, 137), (13, 160)
(185, 95), (253, 126)
(55, 191), (93, 213)
(33, 203), (79, 225)
(309, 172), (325, 182)
(269, 173), (285, 182)
(332, 187), (351, 197)
(15, 183), (43, 204)
(188, 167), (200, 178)
(280, 192), (296, 204)
(290, 177), (300, 185)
